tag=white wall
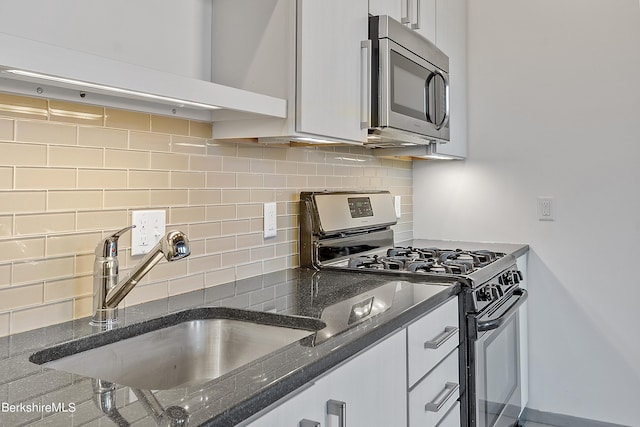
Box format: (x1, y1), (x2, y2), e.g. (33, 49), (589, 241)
(0, 0), (212, 79)
(413, 0), (640, 424)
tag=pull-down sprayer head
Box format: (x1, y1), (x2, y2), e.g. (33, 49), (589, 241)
(92, 230), (190, 326)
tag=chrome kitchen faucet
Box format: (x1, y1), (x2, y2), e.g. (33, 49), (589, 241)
(92, 225), (190, 325)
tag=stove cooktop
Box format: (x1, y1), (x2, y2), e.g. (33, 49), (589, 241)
(343, 247), (505, 275)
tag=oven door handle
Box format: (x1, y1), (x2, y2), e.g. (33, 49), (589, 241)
(477, 288), (528, 332)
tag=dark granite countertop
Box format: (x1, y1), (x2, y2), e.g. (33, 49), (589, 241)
(0, 268), (460, 427)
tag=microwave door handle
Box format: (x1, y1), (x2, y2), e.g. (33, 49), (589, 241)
(427, 70), (450, 130)
(477, 288), (528, 332)
(436, 71), (451, 130)
(360, 40), (372, 129)
(425, 72), (436, 124)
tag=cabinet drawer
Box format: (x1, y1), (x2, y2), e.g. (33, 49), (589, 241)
(409, 348), (460, 427)
(407, 296), (459, 386)
(436, 401), (460, 427)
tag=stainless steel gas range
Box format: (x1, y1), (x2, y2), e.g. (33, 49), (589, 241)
(300, 190), (528, 427)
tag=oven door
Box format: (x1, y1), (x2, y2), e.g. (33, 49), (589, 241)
(377, 38), (450, 142)
(473, 288), (528, 427)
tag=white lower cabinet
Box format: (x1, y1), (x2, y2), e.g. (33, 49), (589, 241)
(246, 329), (407, 426)
(407, 296), (459, 387)
(437, 402), (461, 427)
(246, 382), (323, 427)
(409, 349), (460, 426)
(246, 296), (461, 427)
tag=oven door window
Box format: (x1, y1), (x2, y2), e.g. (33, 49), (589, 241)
(476, 314), (521, 427)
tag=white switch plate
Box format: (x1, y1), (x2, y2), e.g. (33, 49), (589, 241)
(537, 197), (554, 221)
(394, 196), (402, 219)
(131, 210), (166, 255)
(263, 202), (277, 238)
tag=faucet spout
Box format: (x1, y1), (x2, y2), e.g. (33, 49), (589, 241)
(92, 230), (190, 326)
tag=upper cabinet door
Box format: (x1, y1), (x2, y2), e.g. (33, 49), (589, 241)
(370, 0), (436, 44)
(415, 0), (437, 43)
(433, 0), (467, 158)
(296, 0), (369, 142)
(369, 0), (403, 21)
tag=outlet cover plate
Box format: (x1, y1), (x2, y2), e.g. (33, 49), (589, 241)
(537, 197), (554, 221)
(131, 210), (166, 255)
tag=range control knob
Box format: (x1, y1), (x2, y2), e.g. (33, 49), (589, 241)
(476, 287), (491, 301)
(515, 270), (523, 282)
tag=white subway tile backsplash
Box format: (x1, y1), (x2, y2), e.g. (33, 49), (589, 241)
(15, 167), (76, 190)
(10, 301), (73, 334)
(50, 145), (104, 168)
(44, 276), (92, 302)
(16, 120), (77, 145)
(0, 284), (43, 311)
(78, 126), (128, 149)
(105, 148), (150, 169)
(0, 142), (47, 166)
(0, 118), (14, 140)
(189, 189), (222, 205)
(78, 169), (127, 189)
(46, 190), (103, 211)
(13, 257), (74, 285)
(0, 191), (47, 213)
(0, 93), (413, 337)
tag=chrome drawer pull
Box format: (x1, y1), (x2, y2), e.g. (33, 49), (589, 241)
(425, 382), (459, 412)
(424, 326), (458, 349)
(299, 420), (320, 427)
(327, 399), (346, 427)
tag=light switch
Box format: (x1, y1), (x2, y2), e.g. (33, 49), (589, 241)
(263, 202), (277, 238)
(394, 196), (402, 219)
(131, 210), (166, 255)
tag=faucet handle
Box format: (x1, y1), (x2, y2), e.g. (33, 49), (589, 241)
(96, 225), (136, 258)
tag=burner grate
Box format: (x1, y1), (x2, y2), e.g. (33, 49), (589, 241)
(345, 246), (504, 274)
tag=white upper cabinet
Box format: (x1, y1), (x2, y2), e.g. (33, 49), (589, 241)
(0, 0), (286, 121)
(211, 0), (369, 144)
(369, 0), (436, 43)
(431, 0), (468, 158)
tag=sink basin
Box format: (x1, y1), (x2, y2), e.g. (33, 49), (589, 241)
(30, 308), (325, 390)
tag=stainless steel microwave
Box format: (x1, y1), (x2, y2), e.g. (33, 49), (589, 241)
(366, 15), (450, 147)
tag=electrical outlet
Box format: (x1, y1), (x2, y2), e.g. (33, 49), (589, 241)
(263, 202), (277, 238)
(537, 197), (554, 221)
(131, 210), (166, 255)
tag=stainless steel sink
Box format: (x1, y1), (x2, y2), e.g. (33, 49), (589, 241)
(30, 308), (325, 390)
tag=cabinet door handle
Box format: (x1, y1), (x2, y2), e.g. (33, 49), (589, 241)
(360, 40), (372, 129)
(411, 0), (421, 30)
(327, 399), (346, 427)
(424, 326), (458, 349)
(299, 420), (320, 427)
(402, 0), (411, 24)
(425, 382), (460, 412)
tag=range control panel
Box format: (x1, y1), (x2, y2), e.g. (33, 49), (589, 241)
(471, 269), (523, 312)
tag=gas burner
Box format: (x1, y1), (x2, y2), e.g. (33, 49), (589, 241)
(407, 260), (435, 273)
(348, 256), (383, 269)
(346, 247), (505, 274)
